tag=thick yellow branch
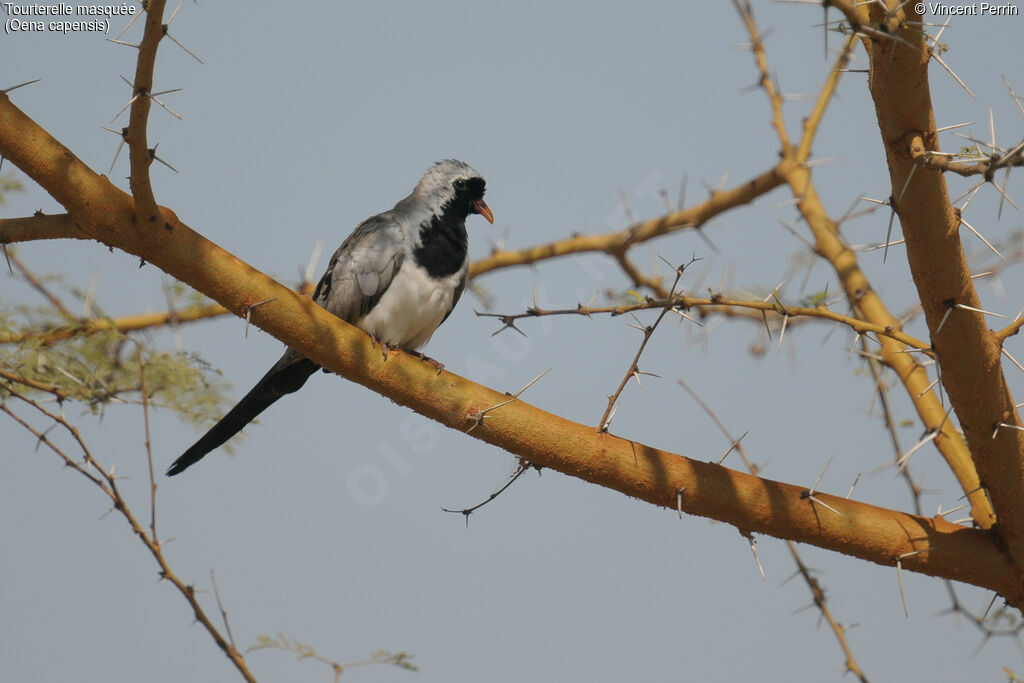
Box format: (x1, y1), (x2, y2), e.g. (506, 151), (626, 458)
(864, 7), (1024, 568)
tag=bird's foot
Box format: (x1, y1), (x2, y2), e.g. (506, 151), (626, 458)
(409, 350), (445, 375)
(370, 335), (395, 362)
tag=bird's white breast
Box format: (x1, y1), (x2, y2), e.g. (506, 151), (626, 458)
(354, 260), (465, 350)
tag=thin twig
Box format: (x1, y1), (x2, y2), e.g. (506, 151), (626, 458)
(677, 376), (869, 681)
(598, 258), (698, 431)
(136, 344), (158, 541)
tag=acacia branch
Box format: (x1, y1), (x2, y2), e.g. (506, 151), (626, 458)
(785, 541), (869, 682)
(597, 267), (687, 432)
(0, 249), (322, 345)
(0, 301), (231, 345)
(479, 294), (932, 352)
(863, 340), (924, 516)
(861, 2), (1024, 569)
(1, 388), (257, 681)
(733, 1), (991, 527)
(0, 213), (83, 247)
(998, 316), (1024, 342)
(0, 367), (71, 400)
(469, 163), (790, 279)
(734, 0), (792, 153)
(611, 250), (670, 298)
(126, 0), (167, 220)
(8, 249), (76, 319)
(679, 376), (870, 682)
(910, 141), (1024, 178)
(1, 91), (1023, 605)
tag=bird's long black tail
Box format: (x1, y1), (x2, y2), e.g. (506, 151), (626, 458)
(166, 351), (319, 476)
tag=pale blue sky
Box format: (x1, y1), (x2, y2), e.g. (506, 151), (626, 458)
(3, 2), (1024, 681)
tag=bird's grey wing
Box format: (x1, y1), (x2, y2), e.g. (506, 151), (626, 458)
(168, 215), (404, 476)
(313, 213), (406, 322)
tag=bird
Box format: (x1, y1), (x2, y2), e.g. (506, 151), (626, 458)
(166, 159), (493, 476)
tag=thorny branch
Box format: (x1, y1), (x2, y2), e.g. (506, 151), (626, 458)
(441, 461), (532, 524)
(0, 367), (71, 400)
(733, 0), (995, 526)
(861, 338), (924, 516)
(677, 378), (869, 682)
(0, 302), (230, 345)
(1, 3), (258, 680)
(137, 343), (158, 541)
(861, 1), (1024, 557)
(0, 245), (318, 346)
(125, 0), (167, 220)
(910, 139), (1024, 178)
(468, 164), (790, 280)
(7, 249), (75, 319)
(248, 633), (416, 682)
(0, 387), (257, 681)
(785, 545), (869, 683)
(478, 291), (932, 354)
(598, 256), (699, 432)
(936, 581), (1024, 654)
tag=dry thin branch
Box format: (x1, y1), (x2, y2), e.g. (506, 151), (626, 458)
(786, 541), (869, 682)
(937, 581), (1024, 652)
(441, 462), (531, 522)
(248, 633), (416, 680)
(678, 377), (869, 682)
(598, 261), (695, 431)
(910, 141), (1024, 178)
(0, 251), (318, 346)
(468, 164), (790, 279)
(137, 343), (158, 541)
(0, 367), (71, 400)
(862, 339), (924, 515)
(1, 386), (258, 682)
(0, 302), (230, 345)
(612, 250), (670, 298)
(478, 293), (932, 353)
(8, 249), (76, 319)
(735, 1), (792, 151)
(210, 570), (238, 653)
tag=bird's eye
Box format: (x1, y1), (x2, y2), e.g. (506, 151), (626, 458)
(453, 179), (467, 190)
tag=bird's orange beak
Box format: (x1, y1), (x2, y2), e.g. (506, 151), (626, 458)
(472, 199), (494, 224)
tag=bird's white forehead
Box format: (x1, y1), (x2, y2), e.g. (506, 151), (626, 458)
(414, 159), (484, 195)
